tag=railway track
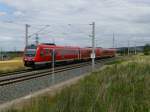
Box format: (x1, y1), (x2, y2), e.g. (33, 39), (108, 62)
(0, 61), (88, 78)
(0, 69), (32, 77)
(0, 58), (117, 86)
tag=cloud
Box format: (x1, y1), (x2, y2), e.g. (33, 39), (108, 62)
(0, 11), (6, 16)
(0, 0), (150, 50)
(13, 11), (24, 17)
(0, 36), (13, 41)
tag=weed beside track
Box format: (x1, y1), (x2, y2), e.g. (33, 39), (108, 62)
(5, 56), (150, 112)
(0, 58), (24, 75)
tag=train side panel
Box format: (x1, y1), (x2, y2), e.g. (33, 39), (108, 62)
(23, 44), (116, 68)
(102, 48), (116, 58)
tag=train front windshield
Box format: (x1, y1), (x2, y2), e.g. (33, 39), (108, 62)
(25, 45), (37, 57)
(25, 49), (36, 57)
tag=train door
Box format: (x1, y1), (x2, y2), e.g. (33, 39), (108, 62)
(39, 48), (45, 62)
(44, 48), (51, 62)
(78, 49), (80, 60)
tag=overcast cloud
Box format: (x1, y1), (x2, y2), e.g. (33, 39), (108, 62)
(0, 0), (150, 51)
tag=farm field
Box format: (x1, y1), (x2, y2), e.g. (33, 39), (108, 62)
(5, 55), (150, 112)
(0, 57), (24, 74)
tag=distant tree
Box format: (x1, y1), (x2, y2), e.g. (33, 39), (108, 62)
(144, 44), (150, 55)
(118, 48), (129, 56)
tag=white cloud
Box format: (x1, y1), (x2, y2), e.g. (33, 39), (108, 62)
(0, 0), (150, 50)
(0, 36), (13, 41)
(13, 11), (24, 17)
(0, 11), (6, 16)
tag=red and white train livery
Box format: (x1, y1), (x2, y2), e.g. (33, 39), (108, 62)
(23, 43), (116, 68)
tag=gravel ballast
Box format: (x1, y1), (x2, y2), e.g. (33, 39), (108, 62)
(0, 62), (104, 104)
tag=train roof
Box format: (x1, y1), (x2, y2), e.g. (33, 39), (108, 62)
(38, 44), (80, 49)
(41, 43), (56, 46)
(26, 44), (37, 49)
(26, 44), (116, 51)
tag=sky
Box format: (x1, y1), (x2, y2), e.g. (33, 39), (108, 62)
(0, 0), (150, 51)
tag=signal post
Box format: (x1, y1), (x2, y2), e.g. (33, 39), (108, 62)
(90, 22), (96, 71)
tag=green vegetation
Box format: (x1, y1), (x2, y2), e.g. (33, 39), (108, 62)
(6, 56), (150, 112)
(144, 44), (150, 55)
(0, 57), (24, 74)
(118, 48), (128, 56)
(106, 58), (124, 65)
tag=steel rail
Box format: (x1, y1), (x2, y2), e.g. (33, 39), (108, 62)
(0, 62), (90, 82)
(0, 63), (89, 86)
(0, 60), (97, 82)
(0, 57), (117, 86)
(0, 60), (92, 78)
(0, 69), (32, 77)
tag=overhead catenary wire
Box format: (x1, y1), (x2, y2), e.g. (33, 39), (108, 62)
(28, 25), (50, 38)
(1, 21), (150, 49)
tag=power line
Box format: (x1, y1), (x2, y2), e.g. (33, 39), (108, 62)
(35, 33), (39, 45)
(28, 25), (50, 38)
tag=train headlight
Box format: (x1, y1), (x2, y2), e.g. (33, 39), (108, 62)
(24, 58), (28, 61)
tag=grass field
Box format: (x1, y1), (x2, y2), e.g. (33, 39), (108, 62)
(6, 55), (150, 112)
(0, 57), (24, 74)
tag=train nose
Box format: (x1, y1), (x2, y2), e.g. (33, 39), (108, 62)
(24, 57), (35, 61)
(24, 57), (35, 67)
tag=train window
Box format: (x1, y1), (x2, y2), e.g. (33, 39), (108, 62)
(26, 44), (37, 49)
(40, 50), (44, 57)
(25, 49), (36, 57)
(45, 49), (50, 56)
(59, 49), (79, 55)
(61, 50), (68, 55)
(103, 51), (109, 54)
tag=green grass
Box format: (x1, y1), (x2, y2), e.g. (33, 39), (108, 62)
(0, 57), (25, 74)
(106, 58), (124, 65)
(5, 56), (150, 112)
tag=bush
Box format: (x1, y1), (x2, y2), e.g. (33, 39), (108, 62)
(144, 44), (150, 55)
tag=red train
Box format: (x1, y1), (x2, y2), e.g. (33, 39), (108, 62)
(23, 43), (116, 68)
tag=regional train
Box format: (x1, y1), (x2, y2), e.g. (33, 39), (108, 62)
(23, 43), (116, 68)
